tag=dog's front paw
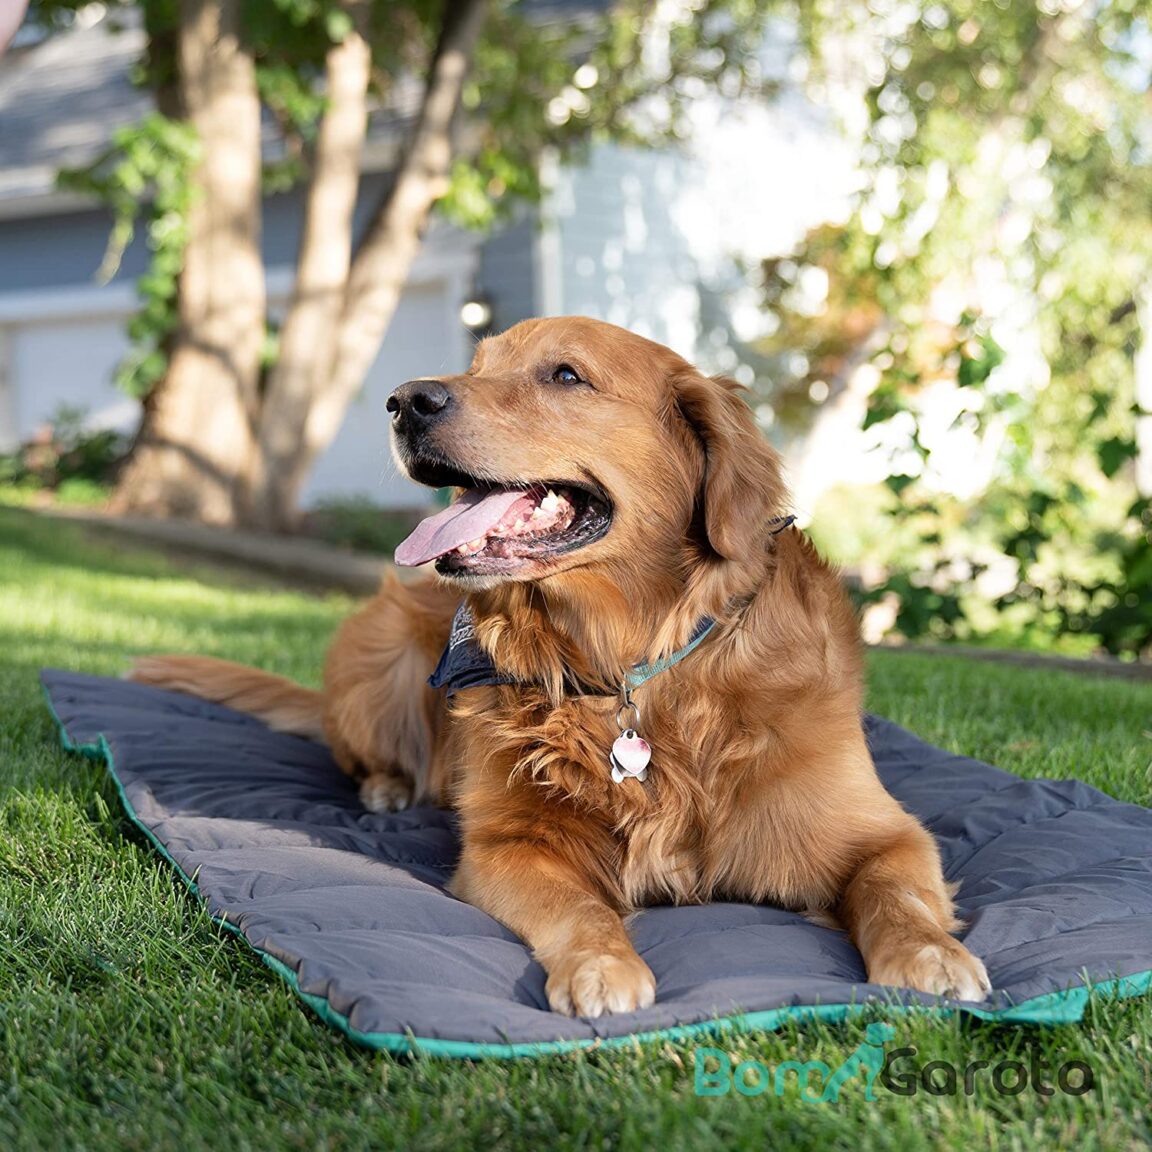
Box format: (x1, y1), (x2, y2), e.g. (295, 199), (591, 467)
(359, 772), (414, 813)
(870, 938), (991, 1002)
(545, 949), (656, 1018)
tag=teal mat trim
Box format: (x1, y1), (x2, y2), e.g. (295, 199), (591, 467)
(43, 684), (1152, 1059)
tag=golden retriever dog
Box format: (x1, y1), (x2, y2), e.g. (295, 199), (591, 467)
(131, 316), (991, 1017)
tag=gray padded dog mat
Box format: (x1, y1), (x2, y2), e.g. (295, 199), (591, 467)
(41, 668), (1152, 1056)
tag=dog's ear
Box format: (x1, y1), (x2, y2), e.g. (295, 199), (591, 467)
(672, 370), (786, 561)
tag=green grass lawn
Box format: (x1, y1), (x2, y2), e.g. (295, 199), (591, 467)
(2, 503), (1150, 1151)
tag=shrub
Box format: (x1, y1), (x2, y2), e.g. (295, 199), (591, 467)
(0, 405), (128, 495)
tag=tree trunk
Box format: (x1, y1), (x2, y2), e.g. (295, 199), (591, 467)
(236, 5), (373, 531)
(238, 0), (488, 529)
(112, 0), (265, 524)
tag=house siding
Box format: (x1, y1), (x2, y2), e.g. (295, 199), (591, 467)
(546, 143), (704, 362)
(0, 209), (152, 294)
(473, 212), (539, 330)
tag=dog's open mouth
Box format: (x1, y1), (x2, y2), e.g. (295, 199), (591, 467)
(394, 481), (612, 575)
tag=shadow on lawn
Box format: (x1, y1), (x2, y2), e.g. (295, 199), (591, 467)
(2, 499), (340, 612)
(1, 505), (194, 582)
(0, 505), (342, 595)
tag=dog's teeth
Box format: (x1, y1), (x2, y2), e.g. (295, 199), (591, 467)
(468, 538), (484, 549)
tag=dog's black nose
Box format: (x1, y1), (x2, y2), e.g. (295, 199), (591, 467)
(386, 379), (452, 433)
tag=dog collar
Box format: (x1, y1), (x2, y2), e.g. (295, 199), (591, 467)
(624, 615), (717, 689)
(427, 515), (795, 698)
(427, 604), (717, 698)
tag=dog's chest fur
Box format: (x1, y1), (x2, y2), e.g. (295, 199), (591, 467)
(464, 687), (741, 910)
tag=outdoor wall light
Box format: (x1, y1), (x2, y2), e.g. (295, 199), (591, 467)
(460, 296), (494, 331)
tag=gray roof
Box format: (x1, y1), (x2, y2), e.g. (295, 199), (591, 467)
(0, 12), (149, 206)
(0, 7), (421, 213)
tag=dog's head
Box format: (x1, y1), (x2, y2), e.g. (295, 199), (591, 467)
(389, 317), (786, 592)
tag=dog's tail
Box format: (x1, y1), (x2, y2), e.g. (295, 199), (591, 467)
(127, 655), (326, 741)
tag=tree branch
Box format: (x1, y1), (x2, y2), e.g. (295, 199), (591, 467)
(304, 0), (488, 463)
(241, 1), (373, 527)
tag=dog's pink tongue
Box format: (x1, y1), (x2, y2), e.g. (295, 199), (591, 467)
(394, 489), (529, 566)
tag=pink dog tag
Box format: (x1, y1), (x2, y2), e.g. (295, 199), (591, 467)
(610, 730), (651, 783)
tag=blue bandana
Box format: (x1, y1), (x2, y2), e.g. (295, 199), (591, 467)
(428, 604), (520, 694)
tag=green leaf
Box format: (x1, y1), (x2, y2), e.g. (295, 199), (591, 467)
(1098, 436), (1137, 479)
(863, 383), (906, 430)
(956, 332), (1006, 388)
(884, 473), (918, 497)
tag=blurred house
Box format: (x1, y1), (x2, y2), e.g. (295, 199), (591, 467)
(0, 6), (855, 510)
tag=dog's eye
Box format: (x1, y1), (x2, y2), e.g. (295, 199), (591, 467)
(552, 364), (584, 386)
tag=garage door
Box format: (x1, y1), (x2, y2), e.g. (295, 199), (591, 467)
(5, 319), (139, 450)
